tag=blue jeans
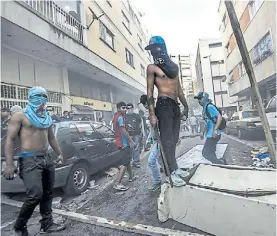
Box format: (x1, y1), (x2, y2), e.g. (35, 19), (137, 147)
(132, 135), (141, 165)
(148, 142), (161, 184)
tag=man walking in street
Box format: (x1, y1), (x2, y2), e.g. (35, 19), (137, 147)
(194, 92), (226, 165)
(125, 103), (143, 168)
(145, 36), (189, 187)
(4, 86), (65, 236)
(189, 114), (198, 134)
(138, 95), (151, 151)
(113, 102), (138, 191)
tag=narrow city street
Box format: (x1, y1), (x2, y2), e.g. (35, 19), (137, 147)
(1, 132), (264, 236)
(1, 0), (276, 235)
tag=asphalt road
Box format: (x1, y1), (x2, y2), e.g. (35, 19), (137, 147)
(1, 132), (262, 236)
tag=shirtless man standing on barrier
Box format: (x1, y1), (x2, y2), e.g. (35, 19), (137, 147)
(145, 36), (189, 187)
(4, 87), (65, 236)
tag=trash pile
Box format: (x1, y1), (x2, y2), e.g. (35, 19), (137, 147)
(251, 146), (275, 168)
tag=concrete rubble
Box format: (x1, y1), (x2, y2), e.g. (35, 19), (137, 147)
(158, 164), (276, 236)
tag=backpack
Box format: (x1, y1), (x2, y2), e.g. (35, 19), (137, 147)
(205, 103), (227, 130)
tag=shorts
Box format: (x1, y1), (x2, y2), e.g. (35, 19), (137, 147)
(119, 147), (132, 166)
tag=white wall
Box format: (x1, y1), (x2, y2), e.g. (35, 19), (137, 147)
(1, 46), (64, 93)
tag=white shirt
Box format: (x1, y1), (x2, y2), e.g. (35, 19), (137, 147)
(189, 116), (198, 126)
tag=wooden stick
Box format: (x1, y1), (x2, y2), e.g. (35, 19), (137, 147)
(156, 127), (173, 187)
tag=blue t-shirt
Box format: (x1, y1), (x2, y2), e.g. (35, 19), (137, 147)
(204, 104), (222, 138)
(117, 116), (128, 148)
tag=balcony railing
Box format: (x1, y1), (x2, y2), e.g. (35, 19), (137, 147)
(20, 0), (84, 43)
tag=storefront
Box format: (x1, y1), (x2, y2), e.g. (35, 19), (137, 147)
(70, 96), (113, 122)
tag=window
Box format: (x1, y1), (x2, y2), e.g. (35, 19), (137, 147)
(106, 1), (112, 7)
(226, 42), (231, 55)
(268, 97), (276, 109)
(99, 21), (114, 50)
(249, 0), (264, 19)
(75, 122), (98, 140)
(209, 43), (222, 48)
(1, 84), (16, 99)
(137, 34), (143, 50)
(222, 13), (227, 29)
(242, 111), (259, 118)
(140, 64), (146, 77)
(125, 48), (134, 68)
(122, 11), (130, 32)
(238, 61), (246, 78)
(231, 113), (239, 121)
(92, 123), (113, 138)
(69, 124), (83, 143)
(250, 32), (273, 66)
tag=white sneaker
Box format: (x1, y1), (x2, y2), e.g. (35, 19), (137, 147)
(166, 172), (186, 187)
(175, 168), (190, 178)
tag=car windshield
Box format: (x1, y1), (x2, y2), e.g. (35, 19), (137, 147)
(242, 111), (259, 118)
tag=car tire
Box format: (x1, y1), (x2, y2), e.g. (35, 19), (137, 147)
(238, 129), (244, 140)
(63, 162), (90, 196)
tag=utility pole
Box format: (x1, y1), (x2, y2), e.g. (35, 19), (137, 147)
(225, 1), (276, 165)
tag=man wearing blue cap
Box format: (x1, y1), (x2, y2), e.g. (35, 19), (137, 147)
(145, 36), (189, 187)
(4, 86), (65, 235)
(194, 92), (226, 164)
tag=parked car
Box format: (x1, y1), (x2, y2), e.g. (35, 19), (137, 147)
(1, 121), (122, 195)
(266, 95), (276, 137)
(225, 110), (264, 139)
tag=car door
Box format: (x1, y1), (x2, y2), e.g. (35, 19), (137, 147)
(69, 123), (91, 160)
(74, 122), (109, 173)
(266, 96), (277, 131)
(92, 122), (120, 168)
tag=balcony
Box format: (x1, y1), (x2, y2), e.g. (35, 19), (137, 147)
(19, 0), (84, 43)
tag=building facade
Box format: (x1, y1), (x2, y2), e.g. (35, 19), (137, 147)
(218, 0), (276, 109)
(195, 38), (237, 113)
(1, 0), (151, 123)
(170, 54), (194, 98)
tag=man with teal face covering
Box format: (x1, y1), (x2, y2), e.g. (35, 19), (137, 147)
(4, 86), (65, 236)
(194, 92), (226, 165)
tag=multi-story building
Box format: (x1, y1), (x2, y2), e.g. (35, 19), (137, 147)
(218, 0), (276, 109)
(170, 54), (194, 98)
(1, 0), (151, 123)
(195, 38), (237, 114)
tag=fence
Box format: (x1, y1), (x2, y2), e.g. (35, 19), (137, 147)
(21, 0), (84, 43)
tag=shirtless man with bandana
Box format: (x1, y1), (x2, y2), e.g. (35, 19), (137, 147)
(145, 36), (189, 187)
(4, 87), (65, 236)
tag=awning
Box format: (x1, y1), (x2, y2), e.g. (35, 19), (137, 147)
(71, 104), (94, 114)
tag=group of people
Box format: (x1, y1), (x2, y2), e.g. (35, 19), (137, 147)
(1, 36), (226, 236)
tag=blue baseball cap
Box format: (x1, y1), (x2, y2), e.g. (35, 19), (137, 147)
(145, 36), (165, 50)
(194, 92), (209, 100)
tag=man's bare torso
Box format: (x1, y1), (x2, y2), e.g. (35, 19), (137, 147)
(150, 64), (179, 101)
(17, 112), (49, 153)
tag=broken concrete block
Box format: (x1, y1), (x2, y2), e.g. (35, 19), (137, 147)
(158, 184), (276, 236)
(188, 164), (276, 195)
(158, 165), (277, 236)
(157, 184), (170, 223)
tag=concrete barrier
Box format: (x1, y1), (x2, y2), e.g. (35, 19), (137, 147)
(158, 165), (276, 236)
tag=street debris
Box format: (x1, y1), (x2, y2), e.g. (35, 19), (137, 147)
(105, 167), (119, 177)
(251, 146), (275, 168)
(52, 197), (62, 209)
(88, 180), (100, 189)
